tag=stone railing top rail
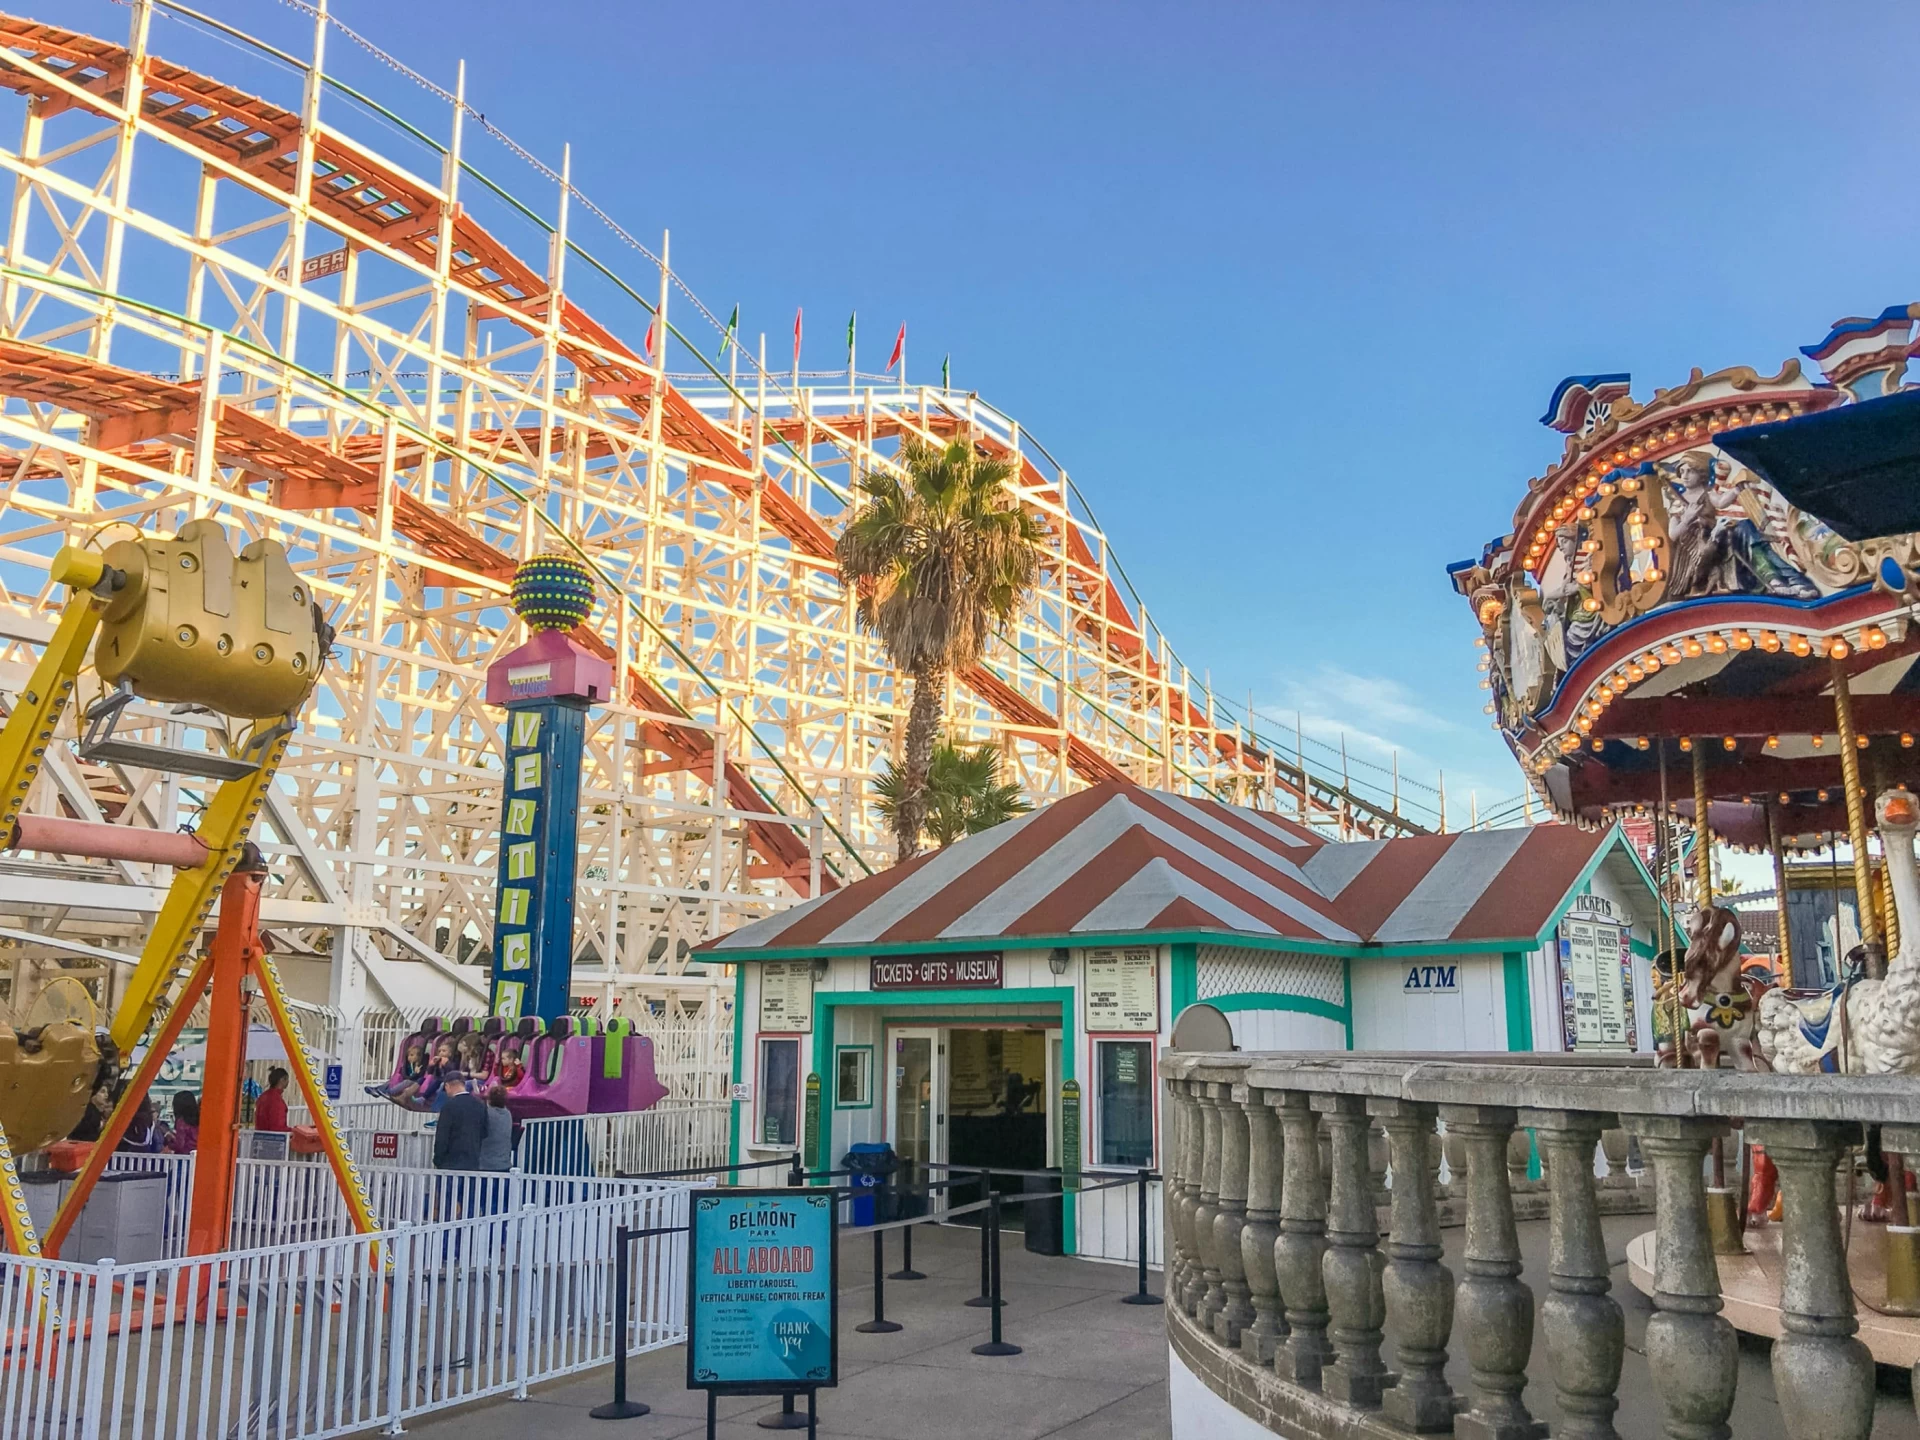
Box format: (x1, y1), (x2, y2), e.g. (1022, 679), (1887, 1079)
(1161, 1050), (1920, 1135)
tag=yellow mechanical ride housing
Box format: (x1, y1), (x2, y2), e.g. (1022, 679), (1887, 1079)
(90, 518), (324, 717)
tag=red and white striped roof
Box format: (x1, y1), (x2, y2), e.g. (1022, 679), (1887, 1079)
(705, 781), (1614, 956)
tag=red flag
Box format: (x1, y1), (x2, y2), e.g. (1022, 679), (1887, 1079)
(793, 307), (803, 369)
(884, 323), (905, 373)
(643, 316), (656, 361)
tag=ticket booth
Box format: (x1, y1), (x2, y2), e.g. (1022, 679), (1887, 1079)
(702, 779), (1665, 1260)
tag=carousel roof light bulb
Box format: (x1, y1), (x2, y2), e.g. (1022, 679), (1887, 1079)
(1732, 630), (1753, 650)
(1819, 789), (1831, 802)
(1707, 635), (1728, 654)
(1766, 735), (1779, 749)
(1759, 631), (1781, 652)
(1646, 568), (1664, 582)
(1905, 733), (1916, 748)
(1591, 738), (1605, 752)
(1679, 736), (1693, 752)
(1780, 793), (1791, 805)
(1643, 654), (1662, 672)
(1636, 736), (1650, 750)
(1626, 664), (1645, 681)
(1829, 637), (1850, 659)
(1682, 638), (1704, 657)
(1583, 597), (1602, 612)
(1811, 734), (1824, 749)
(1858, 734), (1870, 749)
(1790, 635), (1812, 656)
(1723, 735), (1737, 751)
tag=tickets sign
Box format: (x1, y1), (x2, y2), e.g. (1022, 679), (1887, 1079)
(687, 1189), (838, 1393)
(868, 952), (1002, 991)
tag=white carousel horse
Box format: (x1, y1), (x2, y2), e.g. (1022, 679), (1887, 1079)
(1756, 788), (1920, 1075)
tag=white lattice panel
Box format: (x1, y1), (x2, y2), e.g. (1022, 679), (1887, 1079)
(1195, 945), (1345, 1006)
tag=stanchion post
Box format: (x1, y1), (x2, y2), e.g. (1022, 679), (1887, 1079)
(788, 1151), (804, 1186)
(856, 1226), (902, 1333)
(970, 1195), (1021, 1356)
(589, 1226), (650, 1420)
(889, 1216), (925, 1282)
(965, 1171), (999, 1308)
(755, 1393), (808, 1431)
(1121, 1168), (1163, 1306)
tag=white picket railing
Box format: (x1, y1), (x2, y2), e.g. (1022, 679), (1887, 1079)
(84, 1100), (729, 1261)
(0, 1183), (692, 1440)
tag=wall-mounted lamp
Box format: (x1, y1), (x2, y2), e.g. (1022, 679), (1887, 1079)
(1047, 947), (1071, 977)
(810, 956), (831, 981)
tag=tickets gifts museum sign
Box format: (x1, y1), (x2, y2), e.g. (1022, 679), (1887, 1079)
(868, 952), (1002, 991)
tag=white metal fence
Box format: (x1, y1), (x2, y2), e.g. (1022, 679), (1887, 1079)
(0, 1183), (691, 1440)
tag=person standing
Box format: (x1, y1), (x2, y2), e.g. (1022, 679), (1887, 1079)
(431, 1071), (487, 1171)
(166, 1092), (200, 1154)
(253, 1067), (291, 1132)
(476, 1084), (521, 1173)
(118, 1096), (166, 1152)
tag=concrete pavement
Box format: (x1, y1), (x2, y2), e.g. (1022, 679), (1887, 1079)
(401, 1221), (1171, 1440)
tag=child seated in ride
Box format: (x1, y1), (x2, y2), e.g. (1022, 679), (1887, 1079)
(457, 1030), (491, 1083)
(494, 1042), (526, 1090)
(367, 1038), (429, 1102)
(414, 1037), (456, 1104)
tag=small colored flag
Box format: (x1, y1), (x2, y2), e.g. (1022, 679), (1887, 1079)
(718, 304), (738, 361)
(846, 310), (857, 365)
(793, 307), (803, 369)
(941, 354), (950, 390)
(643, 315), (656, 361)
(884, 323), (905, 373)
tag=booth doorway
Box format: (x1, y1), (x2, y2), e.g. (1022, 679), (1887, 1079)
(883, 1024), (1057, 1227)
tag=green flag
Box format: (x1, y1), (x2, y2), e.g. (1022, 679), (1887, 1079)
(941, 354), (950, 390)
(718, 304), (738, 361)
(846, 310), (856, 364)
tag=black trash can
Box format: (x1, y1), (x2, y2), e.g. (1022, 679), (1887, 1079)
(1022, 1170), (1063, 1255)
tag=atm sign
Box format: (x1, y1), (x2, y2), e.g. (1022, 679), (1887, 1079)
(870, 952), (1003, 991)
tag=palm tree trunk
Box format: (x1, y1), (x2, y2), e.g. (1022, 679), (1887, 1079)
(896, 660), (943, 861)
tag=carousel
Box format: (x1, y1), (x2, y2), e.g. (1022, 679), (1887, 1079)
(1450, 303), (1920, 1362)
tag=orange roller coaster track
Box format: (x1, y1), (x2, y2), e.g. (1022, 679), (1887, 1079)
(0, 3), (1424, 1016)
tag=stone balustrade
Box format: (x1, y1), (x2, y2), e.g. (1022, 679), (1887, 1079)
(1163, 1051), (1916, 1440)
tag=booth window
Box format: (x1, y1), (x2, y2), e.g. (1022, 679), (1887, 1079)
(758, 1036), (801, 1147)
(835, 1046), (872, 1108)
(1096, 1039), (1154, 1167)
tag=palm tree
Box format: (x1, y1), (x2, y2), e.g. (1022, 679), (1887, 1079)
(873, 740), (1033, 851)
(837, 435), (1046, 860)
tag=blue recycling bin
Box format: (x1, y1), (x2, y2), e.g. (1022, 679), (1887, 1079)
(844, 1142), (897, 1226)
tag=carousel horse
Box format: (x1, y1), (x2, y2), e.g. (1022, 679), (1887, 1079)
(1654, 903), (1769, 1070)
(1757, 788), (1920, 1076)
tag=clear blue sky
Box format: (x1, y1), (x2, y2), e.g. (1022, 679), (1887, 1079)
(97, 0), (1920, 814)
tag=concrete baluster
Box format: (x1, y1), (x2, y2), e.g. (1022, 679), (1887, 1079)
(1440, 1104), (1539, 1440)
(1239, 1084), (1287, 1365)
(1317, 1093), (1387, 1409)
(1271, 1090), (1333, 1390)
(1211, 1081), (1255, 1345)
(1372, 1097), (1456, 1433)
(1633, 1117), (1737, 1440)
(1526, 1109), (1624, 1440)
(1165, 1079), (1194, 1308)
(1747, 1119), (1874, 1440)
(1178, 1078), (1209, 1315)
(1194, 1084), (1226, 1325)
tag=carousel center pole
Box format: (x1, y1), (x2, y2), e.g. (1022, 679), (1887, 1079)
(1831, 659), (1885, 979)
(1657, 741), (1683, 1066)
(1691, 738), (1743, 1253)
(1767, 803), (1793, 990)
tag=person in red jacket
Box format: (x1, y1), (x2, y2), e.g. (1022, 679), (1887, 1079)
(253, 1067), (291, 1132)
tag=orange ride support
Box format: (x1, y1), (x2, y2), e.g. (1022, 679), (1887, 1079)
(42, 954), (211, 1258)
(185, 859), (264, 1258)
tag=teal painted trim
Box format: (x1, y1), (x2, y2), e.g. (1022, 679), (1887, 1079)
(833, 1045), (874, 1110)
(1503, 951), (1534, 1052)
(728, 967), (745, 1167)
(1343, 960), (1354, 1051)
(1200, 991), (1349, 1026)
(1170, 943), (1198, 1018)
(1061, 1022), (1077, 1257)
(1530, 825), (1668, 949)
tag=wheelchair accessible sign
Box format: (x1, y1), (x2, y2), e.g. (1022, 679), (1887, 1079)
(687, 1189), (838, 1395)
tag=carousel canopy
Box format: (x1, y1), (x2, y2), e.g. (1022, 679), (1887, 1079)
(701, 781), (1617, 958)
(1715, 389), (1920, 543)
